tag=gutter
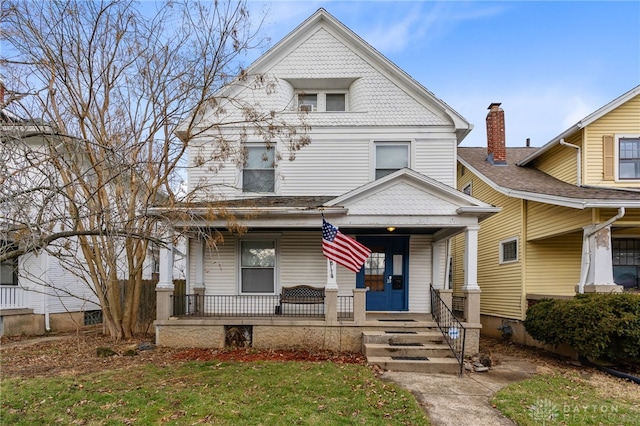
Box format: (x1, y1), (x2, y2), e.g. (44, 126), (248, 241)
(559, 138), (581, 186)
(577, 207), (625, 294)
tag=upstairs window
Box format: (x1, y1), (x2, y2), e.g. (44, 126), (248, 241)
(462, 183), (472, 196)
(297, 94), (317, 112)
(243, 145), (275, 193)
(619, 137), (640, 179)
(297, 92), (347, 112)
(325, 93), (346, 111)
(375, 143), (409, 179)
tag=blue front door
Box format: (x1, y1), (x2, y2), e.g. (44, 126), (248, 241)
(357, 236), (409, 311)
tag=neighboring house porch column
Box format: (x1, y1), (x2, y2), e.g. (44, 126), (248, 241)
(462, 225), (481, 325)
(579, 224), (623, 294)
(156, 243), (174, 321)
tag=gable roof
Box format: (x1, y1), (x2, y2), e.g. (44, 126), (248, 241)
(518, 85), (640, 166)
(458, 147), (640, 209)
(213, 8), (472, 143)
(324, 168), (500, 220)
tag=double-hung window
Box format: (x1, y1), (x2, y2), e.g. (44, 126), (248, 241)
(243, 145), (275, 193)
(619, 137), (640, 180)
(240, 240), (276, 294)
(297, 92), (347, 112)
(1, 241), (18, 285)
(375, 143), (409, 179)
(613, 239), (640, 289)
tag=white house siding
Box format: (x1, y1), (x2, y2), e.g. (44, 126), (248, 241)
(277, 132), (371, 196)
(408, 235), (432, 313)
(201, 234), (237, 295)
(187, 26), (456, 200)
(19, 252), (99, 315)
(196, 231), (361, 295)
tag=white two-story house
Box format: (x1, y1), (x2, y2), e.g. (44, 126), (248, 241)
(153, 9), (498, 370)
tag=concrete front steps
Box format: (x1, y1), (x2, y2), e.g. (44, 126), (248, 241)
(362, 330), (461, 374)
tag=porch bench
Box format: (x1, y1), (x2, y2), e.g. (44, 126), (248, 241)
(276, 285), (325, 314)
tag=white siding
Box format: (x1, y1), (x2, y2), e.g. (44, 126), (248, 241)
(187, 27), (459, 199)
(20, 252), (99, 315)
(409, 235), (432, 313)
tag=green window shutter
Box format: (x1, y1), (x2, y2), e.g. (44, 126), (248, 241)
(603, 135), (615, 180)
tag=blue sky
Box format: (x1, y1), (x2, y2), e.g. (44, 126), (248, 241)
(245, 1), (640, 147)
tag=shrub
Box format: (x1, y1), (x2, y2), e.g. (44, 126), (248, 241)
(523, 293), (640, 362)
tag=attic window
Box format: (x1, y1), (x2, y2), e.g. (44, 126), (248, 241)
(297, 92), (346, 112)
(297, 94), (317, 112)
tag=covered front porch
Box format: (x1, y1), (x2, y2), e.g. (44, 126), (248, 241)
(152, 170), (499, 371)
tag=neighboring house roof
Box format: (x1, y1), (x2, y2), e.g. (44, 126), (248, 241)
(458, 147), (640, 209)
(518, 85), (640, 166)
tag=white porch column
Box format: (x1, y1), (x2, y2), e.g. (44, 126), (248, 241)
(194, 238), (205, 288)
(463, 225), (480, 290)
(463, 225), (481, 325)
(581, 225), (623, 293)
(326, 260), (338, 290)
(156, 243), (174, 321)
(157, 243), (174, 289)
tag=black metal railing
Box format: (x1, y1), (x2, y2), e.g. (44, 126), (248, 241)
(452, 294), (466, 320)
(172, 294), (329, 318)
(338, 295), (354, 320)
(430, 285), (466, 376)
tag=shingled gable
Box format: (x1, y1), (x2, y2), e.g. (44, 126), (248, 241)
(181, 8), (472, 144)
(324, 168), (500, 222)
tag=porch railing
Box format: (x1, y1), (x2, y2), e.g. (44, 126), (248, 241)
(452, 294), (466, 320)
(430, 285), (466, 376)
(0, 285), (28, 310)
(338, 295), (354, 320)
(172, 294), (342, 318)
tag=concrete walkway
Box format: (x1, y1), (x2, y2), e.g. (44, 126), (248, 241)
(381, 354), (538, 426)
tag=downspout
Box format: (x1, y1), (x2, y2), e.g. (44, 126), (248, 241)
(43, 252), (51, 332)
(559, 138), (581, 186)
(577, 207), (625, 293)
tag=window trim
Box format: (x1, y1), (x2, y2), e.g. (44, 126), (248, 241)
(373, 141), (411, 180)
(241, 144), (276, 193)
(296, 90), (348, 112)
(237, 236), (279, 295)
(615, 134), (640, 181)
(499, 237), (519, 264)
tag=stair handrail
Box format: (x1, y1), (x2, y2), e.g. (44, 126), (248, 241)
(430, 284), (466, 376)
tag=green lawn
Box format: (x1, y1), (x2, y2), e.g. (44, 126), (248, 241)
(1, 361), (429, 425)
(491, 372), (640, 426)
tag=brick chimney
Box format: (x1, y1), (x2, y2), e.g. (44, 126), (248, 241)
(486, 102), (506, 165)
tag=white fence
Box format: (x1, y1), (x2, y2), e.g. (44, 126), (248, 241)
(0, 285), (28, 309)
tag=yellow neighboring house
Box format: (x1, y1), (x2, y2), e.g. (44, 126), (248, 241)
(453, 86), (640, 343)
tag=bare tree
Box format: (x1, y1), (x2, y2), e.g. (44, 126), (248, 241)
(1, 0), (310, 340)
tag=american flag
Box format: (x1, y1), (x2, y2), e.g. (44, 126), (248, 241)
(322, 219), (371, 273)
